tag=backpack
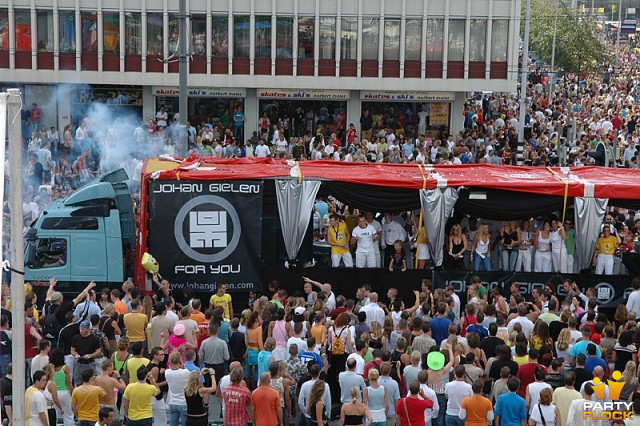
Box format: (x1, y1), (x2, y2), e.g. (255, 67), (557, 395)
(331, 326), (346, 356)
(42, 303), (62, 340)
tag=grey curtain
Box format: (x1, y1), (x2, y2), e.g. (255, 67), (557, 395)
(420, 188), (459, 267)
(275, 179), (321, 261)
(574, 197), (608, 271)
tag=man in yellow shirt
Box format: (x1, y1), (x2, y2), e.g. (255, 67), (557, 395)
(123, 365), (160, 425)
(71, 368), (106, 425)
(125, 342), (150, 384)
(210, 284), (233, 320)
(123, 299), (149, 350)
(593, 226), (620, 275)
(327, 214), (353, 268)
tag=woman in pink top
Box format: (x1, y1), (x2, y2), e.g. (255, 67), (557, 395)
(161, 323), (196, 367)
(268, 308), (292, 361)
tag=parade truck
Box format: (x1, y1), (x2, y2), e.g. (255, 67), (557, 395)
(22, 155), (640, 309)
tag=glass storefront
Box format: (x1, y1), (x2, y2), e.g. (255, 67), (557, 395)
(154, 96), (244, 129)
(360, 101), (451, 138)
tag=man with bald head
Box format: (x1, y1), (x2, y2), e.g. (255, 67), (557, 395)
(250, 372), (282, 426)
(578, 366), (609, 404)
(360, 292), (385, 327)
(303, 277), (336, 310)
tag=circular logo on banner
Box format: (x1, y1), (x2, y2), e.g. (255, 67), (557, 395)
(174, 195), (241, 263)
(594, 281), (615, 305)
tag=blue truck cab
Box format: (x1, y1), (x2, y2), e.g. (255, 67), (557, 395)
(23, 169), (136, 292)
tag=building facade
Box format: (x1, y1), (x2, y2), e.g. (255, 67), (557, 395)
(0, 0), (520, 140)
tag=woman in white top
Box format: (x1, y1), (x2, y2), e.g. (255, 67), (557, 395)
(471, 224), (492, 271)
(516, 219), (533, 272)
(549, 219), (568, 273)
(525, 366), (552, 414)
(529, 388), (560, 426)
(534, 221), (553, 273)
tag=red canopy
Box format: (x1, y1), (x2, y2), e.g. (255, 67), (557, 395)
(142, 156), (640, 200)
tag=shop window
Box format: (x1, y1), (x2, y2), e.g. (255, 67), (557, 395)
(212, 15), (228, 57)
(319, 17), (336, 60)
(0, 9), (7, 51)
(168, 14), (179, 55)
(362, 18), (379, 60)
(469, 19), (486, 62)
(405, 19), (421, 61)
(491, 19), (508, 62)
(103, 12), (119, 54)
(147, 13), (163, 55)
(255, 16), (271, 58)
(81, 11), (97, 52)
(59, 11), (75, 53)
(37, 10), (54, 52)
(276, 17), (293, 58)
(298, 17), (314, 59)
(340, 17), (357, 60)
(234, 16), (250, 57)
(15, 9), (31, 51)
(447, 19), (465, 62)
(191, 14), (206, 55)
(426, 18), (443, 61)
(125, 12), (141, 55)
(383, 19), (400, 61)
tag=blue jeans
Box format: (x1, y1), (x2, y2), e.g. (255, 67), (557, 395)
(245, 361), (258, 384)
(501, 248), (518, 271)
(473, 253), (491, 271)
(0, 354), (10, 378)
(433, 394), (447, 426)
(169, 404), (187, 426)
(446, 414), (464, 426)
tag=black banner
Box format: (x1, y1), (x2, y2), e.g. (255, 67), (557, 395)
(147, 180), (263, 293)
(432, 270), (633, 309)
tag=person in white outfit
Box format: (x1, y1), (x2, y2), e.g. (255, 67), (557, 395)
(534, 221), (552, 273)
(550, 219), (568, 273)
(351, 214), (380, 268)
(516, 219), (533, 272)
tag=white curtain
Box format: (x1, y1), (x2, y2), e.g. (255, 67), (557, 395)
(420, 188), (459, 267)
(574, 197), (608, 271)
(275, 179), (321, 261)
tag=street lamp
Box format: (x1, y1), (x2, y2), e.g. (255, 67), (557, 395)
(517, 0), (532, 166)
(548, 0), (560, 103)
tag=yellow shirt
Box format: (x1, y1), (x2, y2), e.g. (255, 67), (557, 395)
(328, 221), (349, 255)
(125, 357), (150, 383)
(123, 312), (149, 342)
(123, 382), (158, 420)
(71, 384), (106, 421)
(596, 235), (617, 255)
(210, 293), (232, 319)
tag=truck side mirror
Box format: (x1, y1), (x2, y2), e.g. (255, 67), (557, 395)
(26, 242), (36, 268)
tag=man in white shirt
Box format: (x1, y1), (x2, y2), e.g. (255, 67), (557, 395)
(346, 340), (368, 376)
(364, 212), (383, 267)
(360, 292), (385, 328)
(26, 370), (49, 426)
(254, 139), (271, 158)
(444, 365), (473, 425)
(351, 214), (379, 268)
(626, 278), (640, 318)
(507, 305), (535, 337)
(565, 382), (602, 426)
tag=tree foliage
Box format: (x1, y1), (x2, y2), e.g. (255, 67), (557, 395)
(523, 0), (611, 72)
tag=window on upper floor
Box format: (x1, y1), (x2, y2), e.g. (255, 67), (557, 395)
(234, 15), (250, 57)
(276, 16), (293, 58)
(146, 12), (163, 55)
(405, 19), (422, 61)
(470, 19), (486, 62)
(103, 12), (119, 54)
(492, 19), (508, 62)
(362, 18), (379, 60)
(340, 17), (357, 60)
(255, 15), (271, 58)
(383, 18), (400, 61)
(211, 15), (228, 57)
(426, 18), (444, 61)
(298, 17), (314, 59)
(37, 10), (54, 52)
(125, 12), (141, 55)
(448, 19), (465, 61)
(15, 9), (31, 52)
(319, 17), (336, 60)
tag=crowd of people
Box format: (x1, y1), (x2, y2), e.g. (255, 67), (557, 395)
(5, 271), (640, 426)
(312, 200), (640, 276)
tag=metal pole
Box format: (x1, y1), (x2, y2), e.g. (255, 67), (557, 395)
(548, 0), (560, 104)
(591, 0), (594, 15)
(7, 88), (24, 426)
(178, 0), (188, 156)
(616, 0), (622, 67)
(517, 0), (532, 166)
